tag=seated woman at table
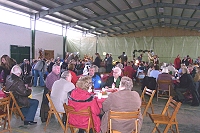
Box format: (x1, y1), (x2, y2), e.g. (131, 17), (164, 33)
(104, 67), (122, 88)
(68, 76), (101, 133)
(89, 65), (101, 89)
(101, 76), (143, 133)
(174, 67), (199, 106)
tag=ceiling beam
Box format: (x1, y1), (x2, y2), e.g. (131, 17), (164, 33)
(158, 2), (200, 10)
(85, 15), (200, 34)
(69, 2), (200, 28)
(68, 3), (157, 27)
(165, 23), (200, 31)
(101, 23), (200, 37)
(35, 0), (99, 19)
(85, 15), (159, 34)
(101, 23), (160, 36)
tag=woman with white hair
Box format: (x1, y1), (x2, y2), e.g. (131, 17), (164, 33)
(101, 76), (143, 133)
(104, 67), (122, 88)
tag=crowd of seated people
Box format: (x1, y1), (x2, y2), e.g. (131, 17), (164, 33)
(2, 52), (200, 132)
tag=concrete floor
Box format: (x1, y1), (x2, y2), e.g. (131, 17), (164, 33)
(4, 85), (200, 133)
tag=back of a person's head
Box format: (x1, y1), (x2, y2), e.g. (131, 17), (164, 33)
(182, 67), (189, 74)
(68, 63), (75, 70)
(115, 63), (123, 70)
(61, 70), (70, 79)
(120, 76), (133, 90)
(11, 65), (22, 76)
(76, 76), (92, 90)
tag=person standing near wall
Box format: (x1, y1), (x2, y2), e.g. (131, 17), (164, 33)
(93, 53), (102, 68)
(33, 58), (47, 87)
(106, 54), (113, 73)
(174, 55), (181, 70)
(118, 52), (128, 66)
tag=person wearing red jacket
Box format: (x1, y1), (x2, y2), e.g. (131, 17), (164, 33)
(174, 55), (181, 70)
(123, 62), (136, 79)
(68, 63), (78, 85)
(68, 76), (101, 133)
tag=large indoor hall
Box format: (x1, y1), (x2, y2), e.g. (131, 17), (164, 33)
(1, 0), (200, 133)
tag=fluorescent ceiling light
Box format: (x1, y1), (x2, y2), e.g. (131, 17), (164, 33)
(102, 19), (110, 24)
(159, 7), (164, 13)
(71, 19), (78, 22)
(82, 8), (94, 15)
(41, 6), (49, 10)
(160, 18), (164, 22)
(90, 26), (95, 29)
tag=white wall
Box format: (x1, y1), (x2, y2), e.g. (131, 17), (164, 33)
(0, 22), (63, 60)
(0, 22), (31, 56)
(35, 31), (63, 59)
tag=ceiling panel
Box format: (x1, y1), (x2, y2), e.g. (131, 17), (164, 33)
(193, 10), (200, 19)
(164, 18), (171, 23)
(119, 25), (129, 30)
(150, 19), (158, 24)
(126, 24), (136, 28)
(107, 17), (120, 24)
(134, 22), (144, 27)
(81, 3), (106, 16)
(163, 7), (172, 16)
(174, 0), (187, 4)
(141, 0), (154, 5)
(171, 19), (179, 25)
(179, 20), (188, 25)
(110, 0), (129, 10)
(127, 0), (142, 8)
(187, 0), (200, 5)
(145, 8), (156, 16)
(172, 8), (183, 16)
(187, 21), (198, 26)
(96, 0), (117, 13)
(88, 21), (104, 27)
(182, 9), (195, 17)
(51, 0), (73, 5)
(164, 0), (173, 3)
(115, 15), (128, 22)
(62, 9), (87, 20)
(135, 10), (147, 18)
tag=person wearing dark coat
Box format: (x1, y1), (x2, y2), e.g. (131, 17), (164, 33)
(93, 53), (102, 68)
(174, 67), (199, 106)
(118, 52), (128, 66)
(104, 67), (122, 88)
(5, 65), (39, 125)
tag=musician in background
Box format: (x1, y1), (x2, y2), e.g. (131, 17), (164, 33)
(137, 54), (143, 62)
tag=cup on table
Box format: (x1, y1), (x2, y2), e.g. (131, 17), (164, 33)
(98, 92), (102, 99)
